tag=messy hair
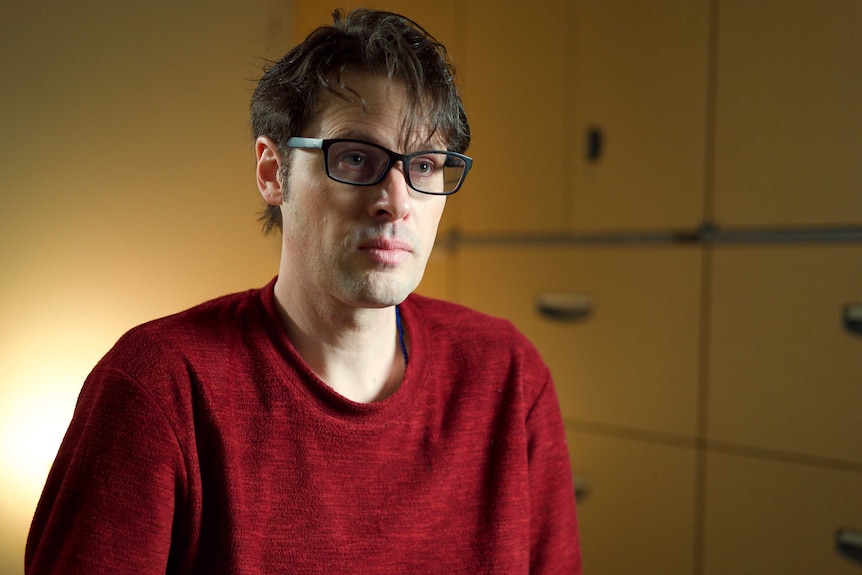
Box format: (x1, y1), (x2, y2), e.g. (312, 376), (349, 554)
(250, 8), (471, 233)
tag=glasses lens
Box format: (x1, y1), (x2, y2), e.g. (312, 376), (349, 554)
(443, 155), (468, 193)
(408, 153), (466, 194)
(327, 141), (389, 185)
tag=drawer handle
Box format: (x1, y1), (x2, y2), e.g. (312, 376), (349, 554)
(844, 304), (862, 336)
(586, 126), (603, 162)
(535, 292), (593, 322)
(836, 528), (862, 564)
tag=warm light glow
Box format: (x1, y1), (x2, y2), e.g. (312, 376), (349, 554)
(0, 351), (87, 570)
(2, 390), (71, 484)
(0, 376), (79, 517)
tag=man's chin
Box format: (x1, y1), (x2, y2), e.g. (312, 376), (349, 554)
(346, 272), (420, 308)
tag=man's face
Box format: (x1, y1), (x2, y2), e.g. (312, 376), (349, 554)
(279, 73), (446, 309)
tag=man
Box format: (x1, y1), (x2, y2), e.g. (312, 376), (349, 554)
(26, 8), (581, 574)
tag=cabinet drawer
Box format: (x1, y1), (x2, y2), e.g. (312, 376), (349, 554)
(707, 245), (862, 463)
(704, 451), (862, 574)
(455, 245), (702, 437)
(568, 429), (697, 575)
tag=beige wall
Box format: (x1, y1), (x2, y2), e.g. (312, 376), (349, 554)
(0, 2), (293, 571)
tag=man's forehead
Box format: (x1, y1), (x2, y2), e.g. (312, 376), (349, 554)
(312, 72), (444, 149)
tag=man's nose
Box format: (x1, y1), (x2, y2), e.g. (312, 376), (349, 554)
(368, 162), (412, 220)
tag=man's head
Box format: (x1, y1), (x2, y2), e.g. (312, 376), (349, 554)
(251, 8), (470, 233)
(252, 9), (471, 310)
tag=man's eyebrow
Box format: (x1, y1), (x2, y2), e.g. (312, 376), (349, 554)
(334, 129), (444, 152)
(334, 129), (374, 140)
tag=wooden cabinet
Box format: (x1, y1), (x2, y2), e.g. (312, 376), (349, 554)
(454, 245), (702, 438)
(713, 0), (862, 228)
(568, 430), (697, 575)
(707, 244), (862, 464)
(704, 452), (862, 574)
(570, 0), (709, 233)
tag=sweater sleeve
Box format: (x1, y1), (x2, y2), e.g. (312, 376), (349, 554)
(526, 372), (583, 574)
(25, 365), (189, 574)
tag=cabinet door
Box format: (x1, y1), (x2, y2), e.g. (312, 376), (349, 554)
(568, 430), (697, 575)
(455, 245), (702, 437)
(456, 0), (571, 234)
(708, 245), (862, 464)
(713, 0), (862, 227)
(571, 0), (709, 233)
(704, 451), (862, 575)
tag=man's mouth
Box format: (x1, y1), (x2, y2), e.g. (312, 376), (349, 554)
(358, 238), (413, 265)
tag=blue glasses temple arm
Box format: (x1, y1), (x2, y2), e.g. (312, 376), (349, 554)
(286, 137), (323, 149)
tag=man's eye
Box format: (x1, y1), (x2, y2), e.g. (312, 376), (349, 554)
(342, 153), (366, 167)
(411, 158), (436, 175)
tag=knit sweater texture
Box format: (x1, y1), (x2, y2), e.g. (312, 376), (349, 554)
(26, 279), (581, 574)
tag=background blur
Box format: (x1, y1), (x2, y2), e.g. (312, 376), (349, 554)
(2, 1), (862, 574)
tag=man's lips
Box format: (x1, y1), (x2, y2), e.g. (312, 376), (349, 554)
(358, 238), (413, 265)
(359, 238), (413, 252)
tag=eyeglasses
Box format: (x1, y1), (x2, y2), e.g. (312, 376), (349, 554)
(285, 137), (472, 195)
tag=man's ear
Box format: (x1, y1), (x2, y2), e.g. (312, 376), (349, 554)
(255, 136), (284, 206)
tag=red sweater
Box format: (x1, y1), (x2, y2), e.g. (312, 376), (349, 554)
(26, 280), (581, 574)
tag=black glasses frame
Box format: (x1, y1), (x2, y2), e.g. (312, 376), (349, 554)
(285, 137), (472, 196)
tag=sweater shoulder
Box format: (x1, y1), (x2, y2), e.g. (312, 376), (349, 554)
(403, 293), (547, 371)
(405, 293), (526, 342)
(100, 285), (270, 377)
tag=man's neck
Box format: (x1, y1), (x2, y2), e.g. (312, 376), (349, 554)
(272, 278), (406, 404)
